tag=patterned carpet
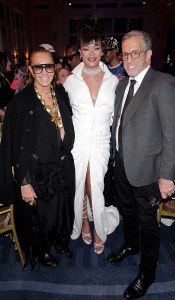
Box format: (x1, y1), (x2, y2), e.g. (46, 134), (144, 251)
(0, 220), (175, 300)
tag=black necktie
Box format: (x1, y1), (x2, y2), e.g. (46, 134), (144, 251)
(118, 79), (136, 160)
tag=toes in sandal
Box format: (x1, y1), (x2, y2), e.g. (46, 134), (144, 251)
(94, 241), (105, 254)
(82, 232), (92, 245)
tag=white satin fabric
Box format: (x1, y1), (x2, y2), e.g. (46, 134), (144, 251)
(64, 61), (120, 242)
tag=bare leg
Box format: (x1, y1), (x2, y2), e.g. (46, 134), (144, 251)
(82, 163), (92, 244)
(82, 162), (104, 254)
(82, 196), (92, 244)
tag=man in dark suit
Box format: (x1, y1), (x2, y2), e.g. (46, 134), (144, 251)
(106, 30), (175, 299)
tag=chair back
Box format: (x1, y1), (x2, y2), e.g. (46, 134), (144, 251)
(0, 203), (25, 267)
(157, 197), (175, 225)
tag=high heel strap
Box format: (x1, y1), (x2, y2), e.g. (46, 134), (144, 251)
(94, 241), (105, 254)
(83, 196), (88, 219)
(82, 195), (92, 244)
(82, 232), (92, 245)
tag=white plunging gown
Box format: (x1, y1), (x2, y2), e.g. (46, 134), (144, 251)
(64, 61), (120, 242)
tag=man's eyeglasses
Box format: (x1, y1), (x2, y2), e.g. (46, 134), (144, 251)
(31, 64), (55, 74)
(121, 50), (147, 61)
(66, 52), (79, 61)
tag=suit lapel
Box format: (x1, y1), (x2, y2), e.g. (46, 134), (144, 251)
(113, 78), (129, 131)
(123, 67), (156, 128)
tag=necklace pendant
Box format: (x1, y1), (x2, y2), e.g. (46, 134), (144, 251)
(56, 117), (63, 129)
(46, 106), (51, 113)
(57, 122), (63, 129)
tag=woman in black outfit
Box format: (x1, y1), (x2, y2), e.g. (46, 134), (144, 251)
(0, 51), (14, 117)
(0, 49), (75, 268)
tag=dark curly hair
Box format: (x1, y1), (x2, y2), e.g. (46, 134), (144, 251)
(77, 15), (106, 47)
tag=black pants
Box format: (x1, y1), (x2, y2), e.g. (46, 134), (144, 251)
(114, 151), (160, 276)
(104, 159), (118, 207)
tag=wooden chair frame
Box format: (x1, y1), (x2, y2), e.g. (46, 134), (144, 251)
(157, 196), (175, 225)
(0, 203), (25, 268)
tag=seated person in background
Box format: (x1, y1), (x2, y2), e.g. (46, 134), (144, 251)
(0, 51), (14, 118)
(55, 67), (71, 85)
(55, 67), (72, 115)
(0, 48), (75, 269)
(10, 63), (24, 94)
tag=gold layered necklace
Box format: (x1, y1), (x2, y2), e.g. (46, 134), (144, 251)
(34, 83), (63, 129)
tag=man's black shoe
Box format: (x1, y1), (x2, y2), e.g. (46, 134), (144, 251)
(106, 245), (139, 263)
(40, 252), (59, 268)
(124, 272), (155, 299)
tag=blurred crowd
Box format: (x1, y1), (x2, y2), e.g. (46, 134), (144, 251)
(0, 37), (128, 120)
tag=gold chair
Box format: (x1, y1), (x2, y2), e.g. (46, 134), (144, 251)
(157, 196), (175, 225)
(0, 203), (25, 268)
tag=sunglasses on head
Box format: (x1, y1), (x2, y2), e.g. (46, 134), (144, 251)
(31, 64), (55, 74)
(66, 52), (79, 61)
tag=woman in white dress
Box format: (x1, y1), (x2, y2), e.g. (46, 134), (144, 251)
(64, 17), (120, 254)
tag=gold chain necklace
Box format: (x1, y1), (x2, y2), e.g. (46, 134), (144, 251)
(34, 84), (63, 129)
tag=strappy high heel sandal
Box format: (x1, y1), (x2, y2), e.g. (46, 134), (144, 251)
(94, 230), (105, 254)
(94, 241), (105, 254)
(82, 196), (92, 245)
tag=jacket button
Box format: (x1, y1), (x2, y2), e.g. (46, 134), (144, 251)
(20, 146), (24, 150)
(26, 128), (30, 132)
(29, 110), (33, 115)
(16, 164), (20, 167)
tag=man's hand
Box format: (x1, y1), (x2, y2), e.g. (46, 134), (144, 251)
(21, 184), (37, 205)
(158, 178), (175, 199)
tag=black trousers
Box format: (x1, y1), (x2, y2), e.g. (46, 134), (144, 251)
(104, 159), (118, 207)
(114, 151), (160, 276)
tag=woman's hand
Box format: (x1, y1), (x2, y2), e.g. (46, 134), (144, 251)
(21, 184), (37, 205)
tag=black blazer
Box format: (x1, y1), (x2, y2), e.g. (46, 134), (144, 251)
(0, 83), (74, 204)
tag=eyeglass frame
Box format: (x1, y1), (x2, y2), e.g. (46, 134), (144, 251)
(31, 64), (55, 74)
(121, 50), (147, 61)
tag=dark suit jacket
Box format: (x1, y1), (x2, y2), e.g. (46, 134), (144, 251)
(0, 83), (74, 204)
(112, 67), (175, 187)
